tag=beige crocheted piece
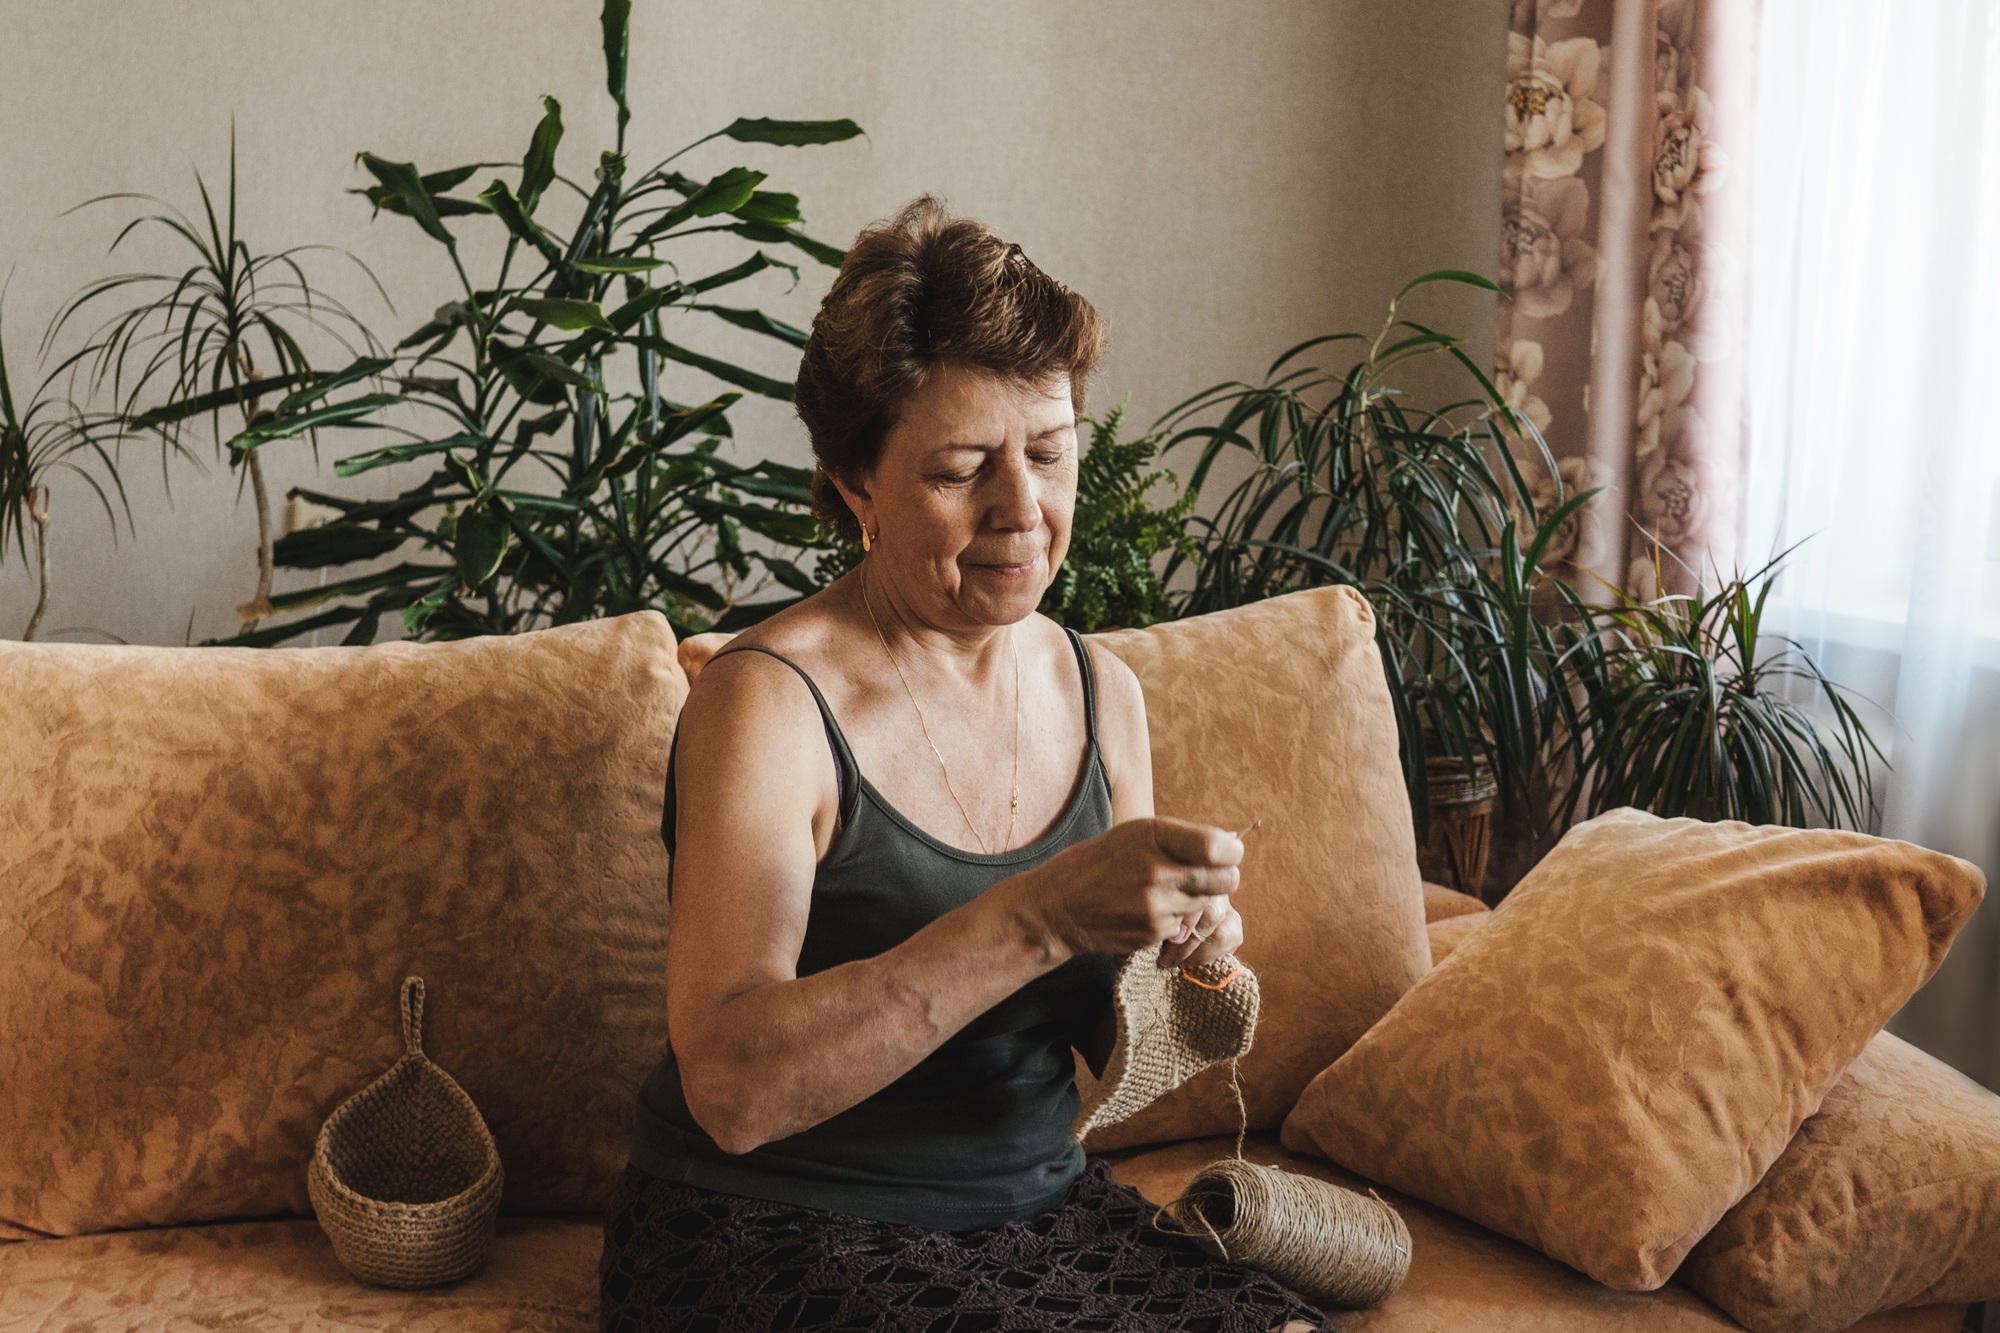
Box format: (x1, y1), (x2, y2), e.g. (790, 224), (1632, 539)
(1072, 945), (1260, 1141)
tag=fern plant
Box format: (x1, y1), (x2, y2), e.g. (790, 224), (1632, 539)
(1041, 403), (1195, 631)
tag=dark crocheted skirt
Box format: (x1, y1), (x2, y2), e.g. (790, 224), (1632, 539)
(599, 1158), (1331, 1332)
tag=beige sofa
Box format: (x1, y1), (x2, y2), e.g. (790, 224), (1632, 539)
(0, 593), (1973, 1331)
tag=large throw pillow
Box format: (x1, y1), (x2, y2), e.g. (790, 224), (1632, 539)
(1279, 807), (1984, 1291)
(1084, 585), (1428, 1148)
(0, 614), (683, 1236)
(1426, 912), (1487, 966)
(1679, 1030), (2000, 1333)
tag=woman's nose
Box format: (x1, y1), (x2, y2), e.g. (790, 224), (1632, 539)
(986, 453), (1042, 531)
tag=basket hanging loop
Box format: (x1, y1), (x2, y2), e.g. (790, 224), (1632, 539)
(400, 976), (426, 1056)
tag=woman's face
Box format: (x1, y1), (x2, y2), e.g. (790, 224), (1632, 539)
(837, 362), (1078, 629)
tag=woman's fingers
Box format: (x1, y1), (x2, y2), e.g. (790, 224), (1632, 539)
(1158, 897), (1239, 969)
(1166, 863), (1240, 899)
(1147, 816), (1244, 869)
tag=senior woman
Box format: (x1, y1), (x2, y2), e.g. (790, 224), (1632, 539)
(599, 197), (1325, 1333)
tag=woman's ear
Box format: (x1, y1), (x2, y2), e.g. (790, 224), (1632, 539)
(828, 468), (875, 543)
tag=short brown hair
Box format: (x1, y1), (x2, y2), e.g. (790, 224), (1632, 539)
(794, 196), (1106, 542)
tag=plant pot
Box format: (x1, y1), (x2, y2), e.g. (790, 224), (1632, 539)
(1418, 755), (1499, 902)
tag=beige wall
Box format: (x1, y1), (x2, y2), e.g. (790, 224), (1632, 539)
(0, 0), (1506, 645)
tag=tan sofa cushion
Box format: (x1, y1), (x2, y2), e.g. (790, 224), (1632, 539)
(1424, 882), (1489, 922)
(1680, 1030), (2000, 1333)
(1426, 912), (1487, 967)
(0, 615), (683, 1235)
(1083, 585), (1429, 1148)
(1279, 808), (1985, 1291)
(0, 1215), (599, 1330)
(1105, 1135), (1965, 1333)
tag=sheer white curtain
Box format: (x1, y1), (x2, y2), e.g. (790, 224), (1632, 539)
(1747, 0), (2000, 1082)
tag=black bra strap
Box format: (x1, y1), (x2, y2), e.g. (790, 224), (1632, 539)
(1063, 628), (1101, 754)
(661, 645), (855, 862)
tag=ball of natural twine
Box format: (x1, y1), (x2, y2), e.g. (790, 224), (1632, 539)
(1159, 1158), (1412, 1308)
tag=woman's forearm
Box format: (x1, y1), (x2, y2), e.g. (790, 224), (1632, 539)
(676, 872), (1066, 1154)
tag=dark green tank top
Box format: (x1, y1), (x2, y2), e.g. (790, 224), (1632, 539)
(628, 628), (1119, 1231)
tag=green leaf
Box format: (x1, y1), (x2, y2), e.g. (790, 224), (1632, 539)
(265, 561), (454, 613)
(455, 508), (509, 586)
(601, 0), (632, 135)
(1394, 269), (1502, 302)
(421, 165), (480, 194)
(226, 393), (403, 451)
(689, 495), (819, 544)
(686, 250), (796, 295)
(402, 583), (455, 635)
(272, 521), (407, 569)
(357, 153), (455, 245)
(203, 604), (369, 648)
(513, 297), (614, 331)
(649, 394), (741, 446)
(722, 117), (865, 147)
(129, 371), (311, 429)
(334, 433), (483, 478)
(570, 255), (666, 274)
(728, 469), (814, 504)
(495, 489), (584, 513)
(630, 336), (794, 400)
(352, 167), (485, 219)
(273, 356), (394, 416)
(519, 96), (563, 214)
(491, 342), (592, 404)
(352, 185), (490, 219)
(723, 221), (844, 267)
(754, 551), (819, 594)
(636, 166), (766, 240)
(479, 180), (564, 264)
(693, 303), (808, 348)
(730, 190), (801, 227)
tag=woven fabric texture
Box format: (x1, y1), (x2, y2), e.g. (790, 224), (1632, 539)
(1073, 947), (1259, 1141)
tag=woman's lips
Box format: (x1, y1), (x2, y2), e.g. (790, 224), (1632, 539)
(964, 556), (1040, 578)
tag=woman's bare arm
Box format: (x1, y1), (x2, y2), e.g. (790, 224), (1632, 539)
(665, 648), (1240, 1156)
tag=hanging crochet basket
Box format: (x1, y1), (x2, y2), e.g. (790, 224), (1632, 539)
(307, 976), (504, 1288)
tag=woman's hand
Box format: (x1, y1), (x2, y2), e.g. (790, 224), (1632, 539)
(1156, 894), (1244, 971)
(1009, 816), (1243, 962)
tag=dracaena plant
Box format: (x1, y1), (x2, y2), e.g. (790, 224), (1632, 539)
(1550, 548), (1883, 830)
(0, 295), (136, 641)
(204, 0), (859, 646)
(1156, 270), (1584, 828)
(43, 142), (383, 630)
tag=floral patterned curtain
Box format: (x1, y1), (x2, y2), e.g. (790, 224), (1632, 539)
(1497, 0), (1755, 599)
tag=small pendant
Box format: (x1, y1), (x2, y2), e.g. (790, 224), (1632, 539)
(1010, 788), (1020, 812)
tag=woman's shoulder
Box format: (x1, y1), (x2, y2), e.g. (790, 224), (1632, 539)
(1062, 621), (1142, 713)
(676, 595), (846, 749)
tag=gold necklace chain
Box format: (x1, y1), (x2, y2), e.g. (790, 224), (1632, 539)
(861, 565), (1021, 855)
